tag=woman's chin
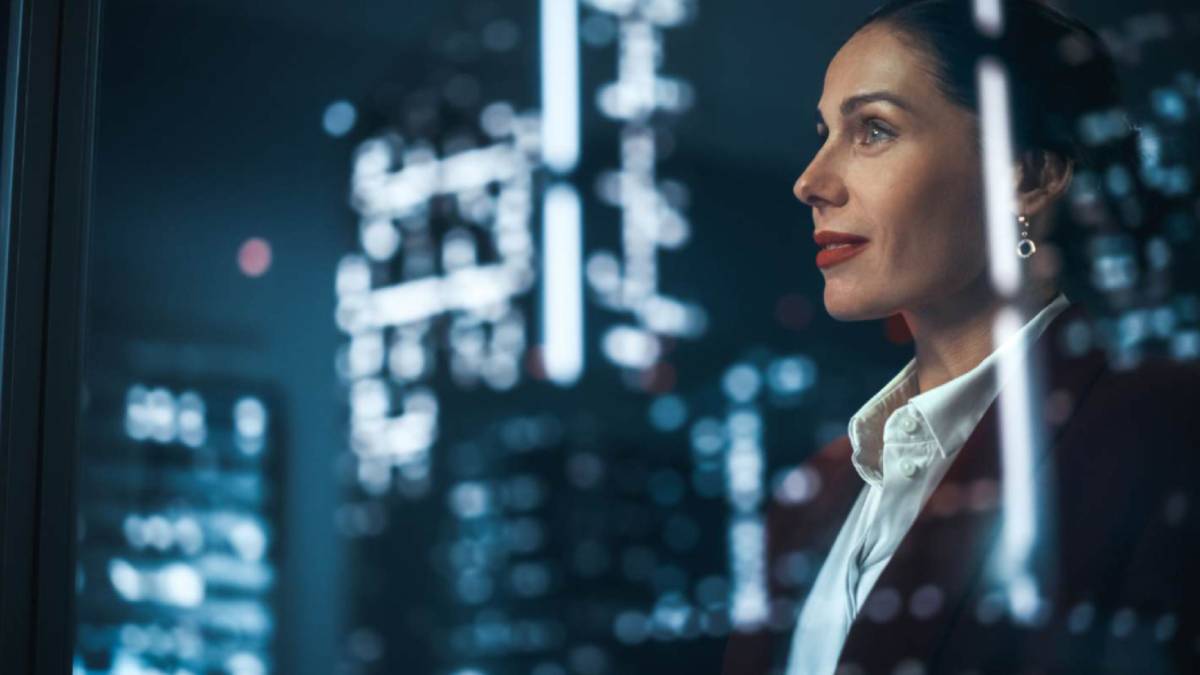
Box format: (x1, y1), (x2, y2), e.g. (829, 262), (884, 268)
(822, 289), (889, 322)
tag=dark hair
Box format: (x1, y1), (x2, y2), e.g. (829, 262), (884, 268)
(855, 0), (1123, 172)
(854, 1), (1183, 338)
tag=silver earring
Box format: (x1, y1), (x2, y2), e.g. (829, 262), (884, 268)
(1016, 214), (1037, 258)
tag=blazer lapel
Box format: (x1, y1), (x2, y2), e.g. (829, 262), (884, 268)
(835, 394), (1005, 671)
(836, 303), (1108, 671)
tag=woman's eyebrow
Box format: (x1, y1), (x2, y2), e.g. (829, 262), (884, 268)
(815, 90), (912, 128)
(839, 90), (913, 116)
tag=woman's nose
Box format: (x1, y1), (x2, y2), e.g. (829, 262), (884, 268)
(793, 172), (815, 204)
(794, 154), (847, 208)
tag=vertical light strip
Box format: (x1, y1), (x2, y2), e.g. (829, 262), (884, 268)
(726, 407), (767, 629)
(540, 0), (580, 173)
(976, 47), (1046, 622)
(992, 306), (1041, 621)
(973, 0), (1004, 37)
(729, 514), (768, 628)
(543, 183), (584, 385)
(978, 57), (1021, 298)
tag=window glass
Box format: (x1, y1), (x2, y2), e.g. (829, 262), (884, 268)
(70, 1), (1200, 674)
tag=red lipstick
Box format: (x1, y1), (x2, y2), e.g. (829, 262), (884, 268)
(813, 230), (869, 269)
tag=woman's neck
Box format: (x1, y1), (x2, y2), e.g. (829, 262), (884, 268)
(900, 278), (1057, 395)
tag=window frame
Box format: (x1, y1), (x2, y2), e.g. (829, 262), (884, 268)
(0, 0), (103, 670)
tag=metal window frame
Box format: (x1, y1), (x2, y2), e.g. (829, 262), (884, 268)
(0, 0), (103, 671)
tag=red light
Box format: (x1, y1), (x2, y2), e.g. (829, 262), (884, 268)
(238, 238), (272, 277)
(638, 361), (676, 393)
(524, 346), (548, 380)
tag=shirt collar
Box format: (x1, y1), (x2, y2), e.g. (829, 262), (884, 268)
(847, 358), (921, 484)
(848, 292), (1071, 484)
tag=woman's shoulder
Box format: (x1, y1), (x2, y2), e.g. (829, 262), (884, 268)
(1077, 354), (1200, 429)
(1044, 302), (1200, 440)
(1055, 351), (1200, 478)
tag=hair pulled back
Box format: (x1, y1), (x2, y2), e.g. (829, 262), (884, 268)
(856, 0), (1123, 172)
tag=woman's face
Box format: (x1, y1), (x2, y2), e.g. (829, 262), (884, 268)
(795, 25), (989, 322)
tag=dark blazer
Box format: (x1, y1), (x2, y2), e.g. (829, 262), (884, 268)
(722, 303), (1200, 675)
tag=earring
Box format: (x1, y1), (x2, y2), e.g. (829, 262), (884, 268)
(1016, 214), (1037, 258)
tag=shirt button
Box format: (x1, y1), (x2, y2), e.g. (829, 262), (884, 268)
(899, 458), (919, 478)
(900, 416), (919, 434)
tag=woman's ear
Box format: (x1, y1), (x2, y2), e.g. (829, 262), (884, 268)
(1014, 149), (1074, 218)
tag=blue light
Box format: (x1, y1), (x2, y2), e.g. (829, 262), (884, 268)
(581, 14), (617, 46)
(226, 651), (266, 675)
(229, 519), (268, 562)
(323, 100), (358, 138)
(234, 397), (268, 440)
(722, 364), (761, 402)
(1105, 164), (1133, 197)
(648, 394), (687, 431)
(157, 562), (205, 607)
(613, 610), (649, 644)
(1151, 87), (1187, 122)
(766, 355), (817, 395)
(688, 418), (725, 457)
(457, 571), (495, 604)
(510, 562), (551, 597)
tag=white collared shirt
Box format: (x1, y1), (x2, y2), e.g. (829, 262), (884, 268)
(784, 293), (1071, 675)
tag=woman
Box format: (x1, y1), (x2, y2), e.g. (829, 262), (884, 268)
(722, 1), (1200, 673)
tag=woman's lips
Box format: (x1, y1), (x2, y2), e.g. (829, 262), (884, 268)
(815, 242), (868, 268)
(813, 230), (870, 269)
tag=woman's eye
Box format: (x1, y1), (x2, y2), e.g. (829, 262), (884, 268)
(861, 119), (895, 145)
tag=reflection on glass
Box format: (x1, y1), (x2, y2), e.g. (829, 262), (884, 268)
(67, 0), (1200, 674)
(75, 367), (279, 675)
